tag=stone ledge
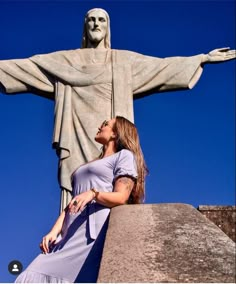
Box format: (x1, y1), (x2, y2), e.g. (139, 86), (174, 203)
(198, 205), (236, 211)
(98, 203), (235, 283)
(198, 205), (236, 242)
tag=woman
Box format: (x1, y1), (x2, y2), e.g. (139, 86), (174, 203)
(15, 116), (147, 283)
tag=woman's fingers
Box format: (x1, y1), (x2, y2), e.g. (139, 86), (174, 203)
(69, 191), (94, 214)
(40, 233), (57, 254)
(42, 237), (48, 253)
(80, 200), (88, 212)
(41, 236), (52, 253)
(69, 199), (79, 214)
(69, 197), (84, 214)
(68, 199), (75, 213)
(68, 199), (76, 210)
(39, 242), (43, 251)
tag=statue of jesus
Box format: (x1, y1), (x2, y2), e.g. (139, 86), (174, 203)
(0, 8), (235, 211)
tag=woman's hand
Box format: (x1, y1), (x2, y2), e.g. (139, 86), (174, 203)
(39, 231), (58, 254)
(202, 47), (236, 63)
(68, 191), (95, 214)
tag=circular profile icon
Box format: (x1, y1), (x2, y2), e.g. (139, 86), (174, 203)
(8, 260), (23, 275)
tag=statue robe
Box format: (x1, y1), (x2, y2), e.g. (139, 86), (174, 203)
(0, 48), (204, 210)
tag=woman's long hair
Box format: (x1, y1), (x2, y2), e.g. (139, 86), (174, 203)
(113, 116), (148, 204)
(81, 8), (111, 49)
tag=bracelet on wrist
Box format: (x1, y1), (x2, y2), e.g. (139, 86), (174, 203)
(91, 188), (99, 200)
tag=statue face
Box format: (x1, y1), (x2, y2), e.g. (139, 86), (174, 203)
(86, 10), (108, 45)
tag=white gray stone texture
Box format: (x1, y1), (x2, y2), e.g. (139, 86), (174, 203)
(98, 203), (235, 283)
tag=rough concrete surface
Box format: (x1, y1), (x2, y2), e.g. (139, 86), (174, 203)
(198, 205), (236, 242)
(97, 203), (235, 283)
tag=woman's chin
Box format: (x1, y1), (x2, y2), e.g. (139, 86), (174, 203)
(94, 136), (103, 144)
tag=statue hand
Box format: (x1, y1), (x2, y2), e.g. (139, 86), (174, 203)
(203, 47), (236, 63)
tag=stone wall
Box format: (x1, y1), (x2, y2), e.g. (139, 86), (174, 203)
(198, 205), (236, 242)
(98, 203), (235, 283)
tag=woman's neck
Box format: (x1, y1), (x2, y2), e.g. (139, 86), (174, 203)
(102, 144), (116, 158)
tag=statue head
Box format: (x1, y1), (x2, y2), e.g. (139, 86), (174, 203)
(81, 8), (111, 49)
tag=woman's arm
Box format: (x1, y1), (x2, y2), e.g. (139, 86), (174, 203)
(68, 176), (135, 214)
(40, 208), (67, 253)
(95, 176), (135, 207)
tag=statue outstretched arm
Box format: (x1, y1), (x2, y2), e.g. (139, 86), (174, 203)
(130, 46), (235, 98)
(131, 52), (204, 97)
(201, 47), (236, 64)
(0, 58), (54, 97)
(0, 48), (78, 97)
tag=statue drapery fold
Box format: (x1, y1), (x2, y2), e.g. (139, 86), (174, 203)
(0, 48), (204, 209)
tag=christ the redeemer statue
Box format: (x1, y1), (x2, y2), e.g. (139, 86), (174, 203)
(0, 8), (235, 211)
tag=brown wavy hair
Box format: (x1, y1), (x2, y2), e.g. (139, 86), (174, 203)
(113, 116), (148, 204)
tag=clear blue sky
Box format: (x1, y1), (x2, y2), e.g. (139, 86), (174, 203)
(0, 0), (235, 282)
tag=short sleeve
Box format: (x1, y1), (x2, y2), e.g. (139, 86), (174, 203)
(113, 149), (138, 182)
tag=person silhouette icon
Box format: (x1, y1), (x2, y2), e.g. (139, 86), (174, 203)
(12, 264), (19, 272)
(8, 260), (23, 275)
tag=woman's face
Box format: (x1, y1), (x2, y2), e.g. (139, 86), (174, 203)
(86, 10), (108, 45)
(95, 118), (116, 145)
